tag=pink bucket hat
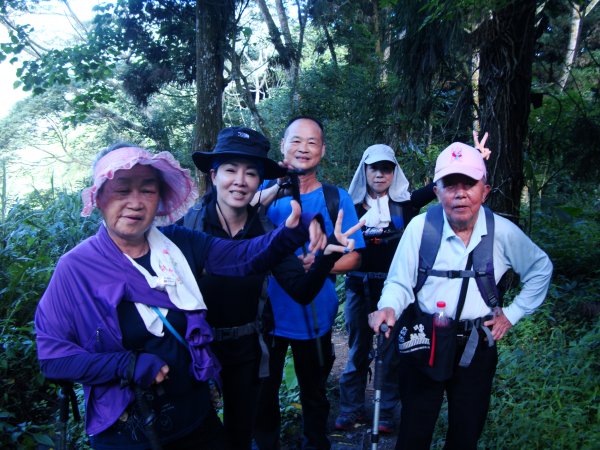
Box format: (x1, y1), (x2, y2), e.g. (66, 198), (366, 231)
(81, 146), (198, 226)
(433, 142), (486, 183)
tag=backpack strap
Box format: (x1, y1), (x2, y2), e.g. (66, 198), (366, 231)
(414, 205), (444, 295)
(183, 203), (206, 231)
(388, 200), (405, 230)
(414, 205), (501, 308)
(321, 183), (340, 227)
(256, 203), (275, 233)
(472, 206), (501, 308)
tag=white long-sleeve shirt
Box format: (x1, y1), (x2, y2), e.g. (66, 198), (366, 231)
(378, 206), (553, 325)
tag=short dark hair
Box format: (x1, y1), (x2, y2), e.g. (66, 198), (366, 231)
(284, 116), (325, 143)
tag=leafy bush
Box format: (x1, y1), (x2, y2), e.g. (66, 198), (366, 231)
(0, 188), (100, 323)
(532, 198), (600, 280)
(483, 310), (599, 449)
(279, 349), (303, 440)
(0, 189), (98, 449)
(0, 321), (55, 449)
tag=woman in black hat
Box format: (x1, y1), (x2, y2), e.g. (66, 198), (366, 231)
(182, 126), (360, 449)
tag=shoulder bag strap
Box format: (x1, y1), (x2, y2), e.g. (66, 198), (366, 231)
(151, 306), (189, 349)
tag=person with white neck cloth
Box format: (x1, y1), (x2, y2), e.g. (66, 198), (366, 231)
(335, 144), (436, 433)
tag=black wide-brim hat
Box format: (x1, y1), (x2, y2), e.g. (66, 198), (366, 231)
(193, 126), (287, 179)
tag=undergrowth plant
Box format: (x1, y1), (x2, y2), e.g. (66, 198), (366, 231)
(0, 189), (98, 449)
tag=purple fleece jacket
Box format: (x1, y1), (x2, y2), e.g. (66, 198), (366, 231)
(35, 213), (319, 436)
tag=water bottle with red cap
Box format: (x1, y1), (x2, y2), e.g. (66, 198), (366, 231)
(429, 301), (450, 367)
(433, 301), (450, 328)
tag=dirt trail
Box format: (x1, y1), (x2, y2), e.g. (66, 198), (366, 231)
(327, 329), (398, 450)
(278, 328), (399, 449)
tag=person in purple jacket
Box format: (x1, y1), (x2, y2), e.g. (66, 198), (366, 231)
(34, 144), (344, 450)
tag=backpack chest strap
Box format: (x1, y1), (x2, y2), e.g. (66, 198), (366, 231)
(425, 268), (477, 279)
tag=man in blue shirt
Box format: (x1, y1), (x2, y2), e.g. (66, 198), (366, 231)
(254, 117), (365, 449)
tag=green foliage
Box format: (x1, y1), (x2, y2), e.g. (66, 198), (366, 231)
(528, 83), (600, 186)
(482, 312), (599, 448)
(0, 189), (99, 323)
(0, 189), (97, 449)
(279, 349), (302, 438)
(0, 321), (55, 449)
(429, 289), (600, 449)
(529, 186), (600, 279)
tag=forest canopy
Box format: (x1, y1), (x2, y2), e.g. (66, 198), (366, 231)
(0, 1), (598, 448)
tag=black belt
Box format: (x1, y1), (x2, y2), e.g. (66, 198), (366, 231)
(213, 322), (257, 341)
(346, 271), (388, 280)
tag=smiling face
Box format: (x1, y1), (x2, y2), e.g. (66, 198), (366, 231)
(211, 157), (261, 212)
(434, 174), (491, 234)
(365, 161), (395, 197)
(96, 164), (161, 250)
(280, 118), (326, 172)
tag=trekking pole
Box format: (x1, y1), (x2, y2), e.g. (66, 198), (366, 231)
(54, 381), (80, 450)
(371, 323), (389, 450)
(56, 384), (69, 450)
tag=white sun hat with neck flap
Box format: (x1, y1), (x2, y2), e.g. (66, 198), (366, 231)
(348, 144), (410, 204)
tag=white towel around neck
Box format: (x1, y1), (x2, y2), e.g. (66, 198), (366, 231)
(124, 226), (207, 337)
(361, 194), (392, 228)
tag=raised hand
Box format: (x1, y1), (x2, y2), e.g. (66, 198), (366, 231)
(284, 200), (328, 254)
(323, 209), (365, 255)
(473, 130), (491, 160)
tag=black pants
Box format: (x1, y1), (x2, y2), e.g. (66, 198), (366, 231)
(254, 332), (335, 450)
(163, 408), (227, 450)
(220, 356), (261, 449)
(395, 336), (498, 450)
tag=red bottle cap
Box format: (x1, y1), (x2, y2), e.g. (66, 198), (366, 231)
(436, 301), (446, 308)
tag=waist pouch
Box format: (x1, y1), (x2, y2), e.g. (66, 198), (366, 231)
(396, 303), (495, 381)
(396, 302), (458, 381)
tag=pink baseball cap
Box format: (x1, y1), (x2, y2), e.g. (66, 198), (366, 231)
(433, 142), (486, 183)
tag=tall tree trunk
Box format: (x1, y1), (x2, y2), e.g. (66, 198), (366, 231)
(230, 49), (271, 140)
(195, 0), (233, 153)
(559, 2), (583, 91)
(1, 158), (6, 221)
(373, 0), (381, 56)
(478, 0), (537, 222)
(323, 24), (338, 69)
(471, 51), (480, 132)
(291, 2), (308, 113)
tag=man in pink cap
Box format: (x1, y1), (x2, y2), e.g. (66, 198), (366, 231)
(368, 142), (553, 449)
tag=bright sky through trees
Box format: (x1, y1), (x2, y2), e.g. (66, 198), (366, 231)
(0, 0), (99, 118)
